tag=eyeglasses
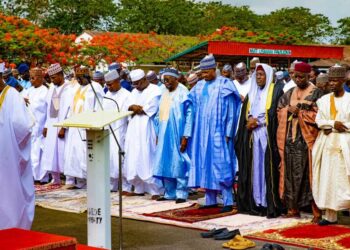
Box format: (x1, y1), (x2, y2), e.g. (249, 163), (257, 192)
(163, 78), (172, 83)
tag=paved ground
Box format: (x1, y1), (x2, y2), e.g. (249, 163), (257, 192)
(32, 206), (304, 250)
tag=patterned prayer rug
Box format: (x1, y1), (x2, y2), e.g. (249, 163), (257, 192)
(247, 223), (350, 249)
(35, 184), (62, 194)
(35, 189), (310, 234)
(35, 189), (87, 213)
(142, 203), (237, 223)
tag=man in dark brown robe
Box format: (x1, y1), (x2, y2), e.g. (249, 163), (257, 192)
(277, 62), (323, 223)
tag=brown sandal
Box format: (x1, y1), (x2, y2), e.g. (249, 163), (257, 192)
(282, 210), (300, 218)
(311, 216), (322, 224)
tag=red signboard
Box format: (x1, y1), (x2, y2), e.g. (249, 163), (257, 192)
(208, 41), (344, 59)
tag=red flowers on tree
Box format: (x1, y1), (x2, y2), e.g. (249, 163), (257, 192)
(0, 12), (80, 67)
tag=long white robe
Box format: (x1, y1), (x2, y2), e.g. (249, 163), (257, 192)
(124, 84), (161, 192)
(0, 86), (35, 229)
(312, 92), (350, 211)
(102, 88), (131, 190)
(64, 82), (104, 179)
(41, 81), (74, 177)
(25, 85), (48, 180)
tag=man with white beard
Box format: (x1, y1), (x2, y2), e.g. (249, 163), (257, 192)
(102, 70), (132, 194)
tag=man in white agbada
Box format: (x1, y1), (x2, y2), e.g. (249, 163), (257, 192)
(102, 70), (132, 193)
(124, 69), (162, 199)
(312, 65), (350, 226)
(233, 62), (251, 102)
(283, 60), (298, 93)
(64, 66), (104, 189)
(24, 68), (49, 182)
(0, 79), (35, 229)
(41, 63), (73, 185)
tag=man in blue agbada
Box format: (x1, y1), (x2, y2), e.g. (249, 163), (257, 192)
(17, 63), (32, 89)
(188, 54), (241, 213)
(154, 68), (193, 203)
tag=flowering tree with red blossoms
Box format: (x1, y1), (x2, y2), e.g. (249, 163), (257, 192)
(0, 12), (305, 68)
(0, 13), (79, 67)
(80, 32), (161, 66)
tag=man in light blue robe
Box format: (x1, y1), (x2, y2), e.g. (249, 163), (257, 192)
(154, 68), (193, 203)
(188, 55), (241, 213)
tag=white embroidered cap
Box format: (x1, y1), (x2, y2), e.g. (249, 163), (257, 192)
(47, 63), (63, 76)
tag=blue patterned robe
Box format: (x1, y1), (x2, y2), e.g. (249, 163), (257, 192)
(153, 84), (193, 179)
(188, 76), (241, 190)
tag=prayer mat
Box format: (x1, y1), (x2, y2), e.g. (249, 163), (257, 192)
(35, 183), (62, 194)
(35, 189), (309, 234)
(247, 223), (350, 250)
(0, 228), (77, 250)
(36, 189), (87, 213)
(142, 203), (237, 223)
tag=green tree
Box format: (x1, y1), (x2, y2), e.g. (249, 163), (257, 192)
(196, 2), (260, 34)
(1, 0), (117, 34)
(336, 17), (350, 45)
(114, 0), (259, 36)
(1, 0), (49, 25)
(260, 7), (334, 43)
(115, 0), (203, 35)
(1, 0), (338, 44)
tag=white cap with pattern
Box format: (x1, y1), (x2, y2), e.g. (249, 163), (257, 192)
(47, 63), (63, 76)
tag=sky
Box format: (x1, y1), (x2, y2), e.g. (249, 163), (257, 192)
(200, 0), (349, 26)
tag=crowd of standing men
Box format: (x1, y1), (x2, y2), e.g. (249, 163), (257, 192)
(1, 54), (350, 231)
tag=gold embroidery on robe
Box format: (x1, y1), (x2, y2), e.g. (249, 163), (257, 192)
(159, 91), (172, 122)
(0, 86), (10, 112)
(72, 86), (88, 114)
(330, 94), (338, 120)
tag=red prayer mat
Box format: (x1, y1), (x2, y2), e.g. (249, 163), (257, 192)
(143, 203), (237, 223)
(35, 184), (62, 194)
(0, 228), (77, 250)
(247, 223), (350, 250)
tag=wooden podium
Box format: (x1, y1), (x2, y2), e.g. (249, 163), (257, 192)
(55, 110), (133, 249)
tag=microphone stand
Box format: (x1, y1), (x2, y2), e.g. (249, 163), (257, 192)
(88, 79), (125, 250)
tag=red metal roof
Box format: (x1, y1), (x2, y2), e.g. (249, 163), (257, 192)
(208, 41), (344, 59)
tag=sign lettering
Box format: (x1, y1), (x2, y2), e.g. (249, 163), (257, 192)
(249, 48), (292, 55)
(88, 207), (103, 224)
